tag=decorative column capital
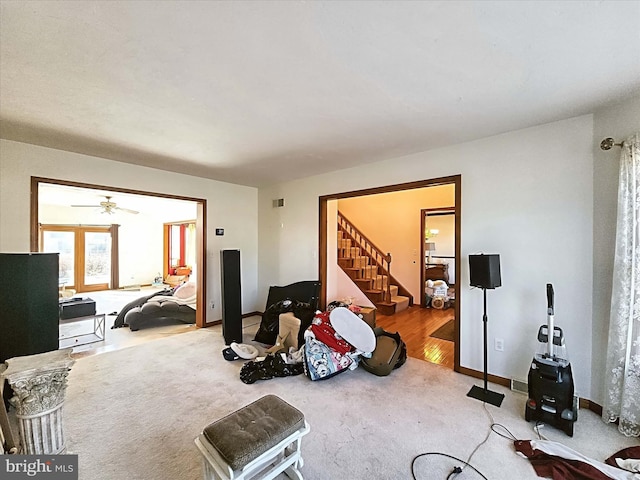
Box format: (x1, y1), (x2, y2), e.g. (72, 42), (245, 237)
(2, 349), (74, 417)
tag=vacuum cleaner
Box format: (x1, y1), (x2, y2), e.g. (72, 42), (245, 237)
(525, 284), (578, 436)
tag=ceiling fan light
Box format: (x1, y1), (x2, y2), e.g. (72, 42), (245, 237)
(71, 195), (137, 214)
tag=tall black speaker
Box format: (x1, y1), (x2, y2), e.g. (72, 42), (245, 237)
(469, 254), (502, 289)
(0, 253), (60, 363)
(220, 249), (242, 345)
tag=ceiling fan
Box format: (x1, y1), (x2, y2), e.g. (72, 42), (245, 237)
(71, 195), (139, 215)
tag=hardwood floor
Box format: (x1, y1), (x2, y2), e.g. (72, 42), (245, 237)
(376, 305), (455, 369)
(62, 288), (195, 359)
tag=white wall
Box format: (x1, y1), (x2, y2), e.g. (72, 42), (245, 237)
(0, 139), (259, 320)
(259, 115), (595, 398)
(591, 95), (640, 405)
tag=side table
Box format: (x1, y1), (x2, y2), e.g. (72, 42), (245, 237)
(59, 314), (106, 349)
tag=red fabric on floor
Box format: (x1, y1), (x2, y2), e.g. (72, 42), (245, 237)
(605, 446), (640, 469)
(514, 440), (614, 480)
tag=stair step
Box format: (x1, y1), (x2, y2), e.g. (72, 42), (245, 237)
(363, 265), (378, 278)
(338, 258), (353, 269)
(352, 256), (369, 269)
(344, 267), (361, 280)
(364, 289), (386, 303)
(339, 238), (351, 249)
(354, 278), (374, 289)
(392, 295), (410, 313)
(373, 274), (387, 290)
(375, 302), (396, 316)
(347, 246), (361, 258)
(390, 285), (399, 297)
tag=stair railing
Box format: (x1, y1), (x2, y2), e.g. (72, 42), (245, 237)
(338, 212), (392, 303)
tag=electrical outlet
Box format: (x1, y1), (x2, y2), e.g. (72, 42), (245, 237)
(209, 300), (215, 309)
(495, 338), (504, 351)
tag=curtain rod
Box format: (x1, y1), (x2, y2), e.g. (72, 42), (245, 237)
(600, 137), (623, 150)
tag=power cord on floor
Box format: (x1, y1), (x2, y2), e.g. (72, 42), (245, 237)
(453, 402), (494, 478)
(410, 401), (524, 479)
(410, 451), (488, 480)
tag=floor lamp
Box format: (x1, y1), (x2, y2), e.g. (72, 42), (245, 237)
(467, 254), (504, 408)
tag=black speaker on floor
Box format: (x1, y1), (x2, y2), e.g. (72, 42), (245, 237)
(469, 254), (502, 289)
(0, 253), (60, 363)
(220, 249), (242, 345)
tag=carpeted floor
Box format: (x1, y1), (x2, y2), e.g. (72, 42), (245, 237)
(61, 323), (638, 480)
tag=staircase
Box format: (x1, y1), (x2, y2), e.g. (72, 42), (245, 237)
(337, 213), (412, 315)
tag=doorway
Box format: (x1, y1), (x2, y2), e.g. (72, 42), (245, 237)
(30, 176), (212, 328)
(164, 221), (196, 280)
(319, 175), (462, 372)
(421, 208), (456, 306)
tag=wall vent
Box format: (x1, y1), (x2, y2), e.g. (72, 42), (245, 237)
(272, 198), (285, 208)
(511, 378), (528, 395)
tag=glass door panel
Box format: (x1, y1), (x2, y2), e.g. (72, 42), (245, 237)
(42, 230), (75, 289)
(83, 232), (111, 288)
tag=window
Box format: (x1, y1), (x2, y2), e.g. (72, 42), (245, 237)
(164, 221), (196, 276)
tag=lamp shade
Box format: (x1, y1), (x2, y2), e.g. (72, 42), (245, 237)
(425, 242), (436, 251)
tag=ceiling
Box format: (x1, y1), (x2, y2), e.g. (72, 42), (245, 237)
(1, 1), (639, 188)
(38, 183), (197, 220)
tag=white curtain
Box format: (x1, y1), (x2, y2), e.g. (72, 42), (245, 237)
(603, 132), (640, 437)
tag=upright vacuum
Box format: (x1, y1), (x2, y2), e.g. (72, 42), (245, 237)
(525, 284), (578, 436)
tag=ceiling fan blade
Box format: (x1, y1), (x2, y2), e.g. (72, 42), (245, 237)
(70, 196), (138, 214)
(116, 207), (140, 214)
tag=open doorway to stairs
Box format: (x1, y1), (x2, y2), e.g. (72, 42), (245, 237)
(319, 175), (461, 371)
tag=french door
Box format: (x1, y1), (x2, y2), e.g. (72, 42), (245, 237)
(40, 225), (116, 293)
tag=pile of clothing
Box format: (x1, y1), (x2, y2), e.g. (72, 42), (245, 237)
(235, 302), (406, 384)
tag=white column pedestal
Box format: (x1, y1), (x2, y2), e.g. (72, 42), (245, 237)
(1, 349), (74, 454)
